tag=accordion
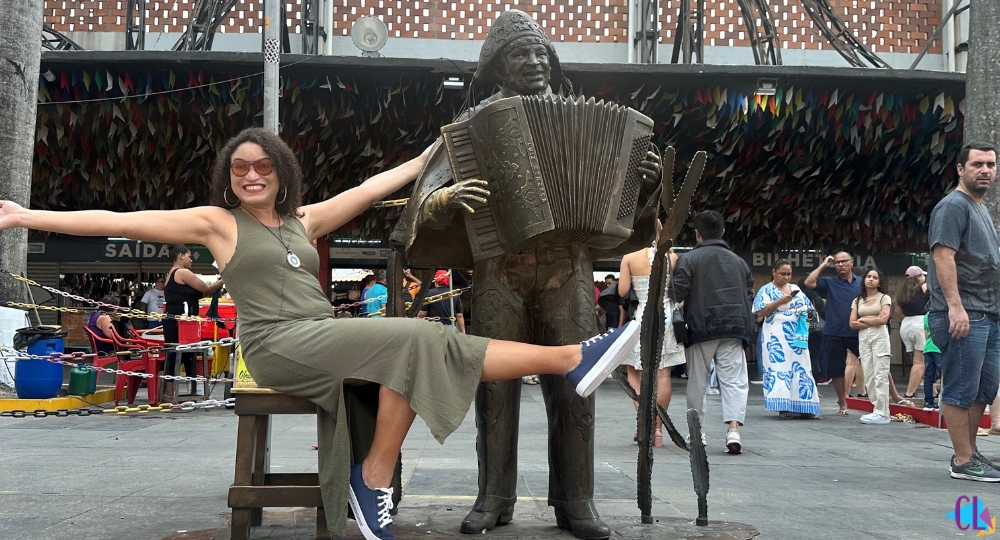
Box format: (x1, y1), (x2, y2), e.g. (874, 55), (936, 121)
(441, 95), (655, 261)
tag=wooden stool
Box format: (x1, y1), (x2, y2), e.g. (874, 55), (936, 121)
(228, 387), (329, 539)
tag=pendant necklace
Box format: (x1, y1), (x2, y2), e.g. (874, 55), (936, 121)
(245, 209), (301, 268)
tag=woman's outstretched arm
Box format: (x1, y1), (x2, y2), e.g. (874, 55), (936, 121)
(300, 148), (430, 240)
(0, 201), (227, 248)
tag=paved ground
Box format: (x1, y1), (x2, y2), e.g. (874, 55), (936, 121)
(1, 375), (997, 540)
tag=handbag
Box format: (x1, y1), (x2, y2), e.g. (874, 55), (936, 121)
(671, 306), (689, 345)
(806, 308), (823, 333)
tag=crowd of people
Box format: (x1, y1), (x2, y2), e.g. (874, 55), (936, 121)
(599, 144), (1000, 483)
(4, 133), (997, 540)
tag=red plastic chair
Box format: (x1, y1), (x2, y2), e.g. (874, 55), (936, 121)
(108, 326), (165, 406)
(82, 326), (120, 373)
(84, 325), (162, 406)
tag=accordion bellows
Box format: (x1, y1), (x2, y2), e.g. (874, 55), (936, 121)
(441, 95), (654, 261)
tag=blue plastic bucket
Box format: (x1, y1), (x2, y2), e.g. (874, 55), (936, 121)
(15, 338), (65, 399)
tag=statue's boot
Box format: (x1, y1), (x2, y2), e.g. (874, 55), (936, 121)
(460, 379), (520, 534)
(554, 500), (611, 540)
(460, 506), (514, 533)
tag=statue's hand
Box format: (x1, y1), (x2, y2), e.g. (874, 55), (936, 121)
(440, 179), (491, 214)
(638, 144), (662, 191)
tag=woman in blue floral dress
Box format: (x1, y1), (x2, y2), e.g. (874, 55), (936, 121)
(753, 259), (822, 419)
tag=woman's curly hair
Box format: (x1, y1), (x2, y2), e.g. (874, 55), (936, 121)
(209, 128), (304, 217)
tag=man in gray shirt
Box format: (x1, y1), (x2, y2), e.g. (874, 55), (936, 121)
(927, 142), (1000, 482)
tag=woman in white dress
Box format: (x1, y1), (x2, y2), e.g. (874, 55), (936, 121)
(619, 244), (686, 447)
(753, 259), (821, 419)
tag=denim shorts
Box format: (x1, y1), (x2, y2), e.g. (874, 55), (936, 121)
(927, 311), (1000, 408)
(823, 335), (860, 379)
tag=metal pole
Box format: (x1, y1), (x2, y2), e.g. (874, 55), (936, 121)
(627, 0), (636, 63)
(325, 0), (334, 55)
(263, 0), (281, 133)
(261, 0), (281, 477)
(448, 269), (455, 329)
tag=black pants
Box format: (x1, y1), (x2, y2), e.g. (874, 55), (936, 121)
(808, 331), (827, 378)
(166, 351), (198, 390)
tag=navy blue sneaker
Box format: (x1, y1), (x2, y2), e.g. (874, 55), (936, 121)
(567, 321), (640, 397)
(348, 464), (396, 540)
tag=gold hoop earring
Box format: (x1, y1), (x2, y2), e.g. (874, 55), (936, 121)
(276, 185), (287, 204)
(223, 187), (239, 207)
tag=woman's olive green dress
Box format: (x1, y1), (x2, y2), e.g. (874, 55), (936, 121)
(221, 209), (490, 535)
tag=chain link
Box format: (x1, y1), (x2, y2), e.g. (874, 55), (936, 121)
(0, 398), (236, 418)
(367, 286), (471, 318)
(0, 347), (237, 383)
(0, 268), (236, 323)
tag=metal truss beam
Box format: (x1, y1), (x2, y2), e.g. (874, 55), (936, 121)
(634, 0), (660, 64)
(799, 0), (888, 68)
(125, 0), (146, 50)
(670, 0), (705, 64)
(41, 23), (83, 51)
(172, 0), (239, 52)
(735, 0), (781, 65)
(300, 0), (326, 55)
(910, 0), (969, 69)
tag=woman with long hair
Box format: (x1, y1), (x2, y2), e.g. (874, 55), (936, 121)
(0, 128), (639, 540)
(619, 243), (686, 446)
(849, 267), (893, 425)
(752, 259), (821, 419)
(162, 243), (224, 397)
(895, 266), (929, 399)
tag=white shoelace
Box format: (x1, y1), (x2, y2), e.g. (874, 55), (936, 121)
(582, 329), (615, 347)
(375, 487), (394, 529)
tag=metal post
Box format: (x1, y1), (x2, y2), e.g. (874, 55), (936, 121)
(325, 0), (334, 55)
(263, 0), (281, 133)
(448, 269), (455, 328)
(260, 0), (281, 477)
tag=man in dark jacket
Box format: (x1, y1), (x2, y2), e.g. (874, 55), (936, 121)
(672, 210), (754, 454)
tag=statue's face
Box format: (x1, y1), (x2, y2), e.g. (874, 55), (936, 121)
(498, 43), (551, 95)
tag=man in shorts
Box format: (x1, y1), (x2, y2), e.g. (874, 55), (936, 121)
(927, 142), (1000, 482)
(804, 251), (861, 416)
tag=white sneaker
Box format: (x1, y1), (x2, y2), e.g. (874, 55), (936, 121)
(706, 387), (720, 395)
(860, 413), (891, 425)
(684, 432), (707, 447)
(725, 430), (742, 454)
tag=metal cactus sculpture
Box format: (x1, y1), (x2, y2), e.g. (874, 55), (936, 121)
(613, 146), (706, 523)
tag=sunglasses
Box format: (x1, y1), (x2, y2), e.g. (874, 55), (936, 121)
(231, 158), (273, 177)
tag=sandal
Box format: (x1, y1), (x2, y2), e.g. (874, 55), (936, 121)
(978, 427), (991, 437)
(837, 407), (850, 416)
(990, 428), (1000, 436)
(800, 413), (823, 420)
(902, 393), (917, 399)
(894, 399), (916, 407)
(778, 411), (794, 420)
(856, 393), (869, 398)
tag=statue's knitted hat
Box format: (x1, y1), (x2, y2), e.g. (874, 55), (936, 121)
(471, 9), (566, 93)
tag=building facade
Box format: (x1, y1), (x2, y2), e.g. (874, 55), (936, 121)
(45, 0), (964, 70)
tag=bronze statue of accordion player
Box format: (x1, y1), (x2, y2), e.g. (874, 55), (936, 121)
(391, 9), (665, 540)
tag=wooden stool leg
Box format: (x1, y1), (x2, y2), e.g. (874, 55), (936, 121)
(230, 414), (258, 540)
(231, 509), (253, 540)
(250, 414), (270, 527)
(315, 507), (332, 539)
